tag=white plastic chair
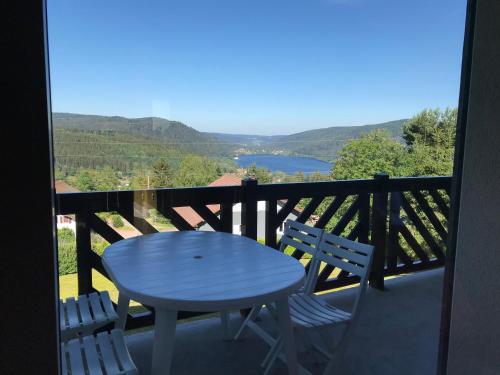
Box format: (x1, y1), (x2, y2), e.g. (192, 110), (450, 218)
(261, 231), (374, 375)
(232, 219), (324, 342)
(61, 329), (138, 375)
(60, 291), (119, 342)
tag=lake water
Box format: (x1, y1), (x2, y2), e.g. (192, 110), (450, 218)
(235, 154), (332, 175)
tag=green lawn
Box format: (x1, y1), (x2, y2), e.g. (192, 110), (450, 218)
(148, 221), (176, 231)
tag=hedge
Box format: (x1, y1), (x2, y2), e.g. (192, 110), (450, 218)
(57, 229), (109, 275)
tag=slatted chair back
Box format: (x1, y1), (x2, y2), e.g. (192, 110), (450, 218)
(278, 219), (323, 294)
(317, 232), (374, 319)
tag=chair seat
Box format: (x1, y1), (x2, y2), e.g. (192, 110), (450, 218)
(60, 291), (118, 341)
(61, 329), (137, 375)
(289, 293), (351, 328)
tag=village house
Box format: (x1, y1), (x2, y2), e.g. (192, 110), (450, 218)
(54, 180), (79, 232)
(174, 174), (302, 237)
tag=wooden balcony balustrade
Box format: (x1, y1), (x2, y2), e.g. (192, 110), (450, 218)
(55, 174), (451, 330)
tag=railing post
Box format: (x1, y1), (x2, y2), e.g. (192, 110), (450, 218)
(370, 173), (389, 290)
(265, 199), (278, 248)
(75, 212), (93, 295)
(387, 192), (402, 273)
(240, 179), (258, 317)
(220, 199), (233, 233)
(241, 179), (258, 240)
(358, 193), (370, 244)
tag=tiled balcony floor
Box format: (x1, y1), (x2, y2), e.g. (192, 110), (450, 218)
(126, 268), (443, 375)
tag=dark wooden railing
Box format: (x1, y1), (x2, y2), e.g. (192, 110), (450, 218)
(56, 174), (451, 330)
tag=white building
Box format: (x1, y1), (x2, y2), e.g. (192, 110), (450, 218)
(198, 200), (299, 238)
(55, 180), (79, 233)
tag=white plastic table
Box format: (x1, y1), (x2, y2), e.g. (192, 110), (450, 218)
(102, 231), (305, 375)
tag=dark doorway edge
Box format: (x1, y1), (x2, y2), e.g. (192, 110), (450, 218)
(437, 0), (477, 373)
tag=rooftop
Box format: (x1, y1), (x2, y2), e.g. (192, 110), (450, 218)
(55, 180), (79, 193)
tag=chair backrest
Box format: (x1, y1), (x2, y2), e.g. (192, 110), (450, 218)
(279, 219), (323, 294)
(316, 232), (375, 319)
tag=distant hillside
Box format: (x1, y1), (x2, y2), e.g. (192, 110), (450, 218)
(53, 128), (190, 174)
(271, 120), (406, 161)
(205, 133), (276, 147)
(207, 119), (406, 161)
(53, 113), (232, 157)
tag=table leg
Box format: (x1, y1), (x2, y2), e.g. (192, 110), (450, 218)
(152, 309), (178, 375)
(115, 293), (130, 330)
(276, 298), (298, 375)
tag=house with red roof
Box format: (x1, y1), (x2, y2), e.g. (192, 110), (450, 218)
(176, 174), (300, 237)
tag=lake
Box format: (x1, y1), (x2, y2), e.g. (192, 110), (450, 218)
(235, 154), (332, 175)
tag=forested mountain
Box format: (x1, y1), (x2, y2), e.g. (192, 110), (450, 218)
(53, 112), (232, 156)
(53, 128), (190, 175)
(207, 119), (406, 161)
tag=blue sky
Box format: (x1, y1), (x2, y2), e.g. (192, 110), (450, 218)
(47, 0), (467, 135)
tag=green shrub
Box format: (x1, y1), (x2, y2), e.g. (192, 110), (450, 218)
(57, 229), (110, 275)
(91, 233), (110, 255)
(97, 212), (112, 221)
(149, 209), (170, 224)
(57, 229), (77, 275)
(111, 215), (124, 228)
(92, 240), (108, 256)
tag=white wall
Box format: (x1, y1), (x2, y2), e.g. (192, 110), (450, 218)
(447, 1), (500, 373)
(56, 215), (76, 232)
(200, 201), (297, 238)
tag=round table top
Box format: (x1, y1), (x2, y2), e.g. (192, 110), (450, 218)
(102, 231), (305, 311)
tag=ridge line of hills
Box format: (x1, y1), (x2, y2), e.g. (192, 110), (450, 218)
(53, 112), (406, 159)
(205, 119), (405, 140)
(52, 112), (407, 167)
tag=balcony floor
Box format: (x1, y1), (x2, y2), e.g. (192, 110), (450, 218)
(125, 268), (443, 375)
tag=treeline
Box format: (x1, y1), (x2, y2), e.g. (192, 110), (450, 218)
(63, 155), (237, 191)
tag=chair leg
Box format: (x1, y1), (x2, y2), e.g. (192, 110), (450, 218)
(263, 334), (313, 375)
(233, 305), (262, 340)
(220, 311), (231, 340)
(262, 336), (283, 375)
